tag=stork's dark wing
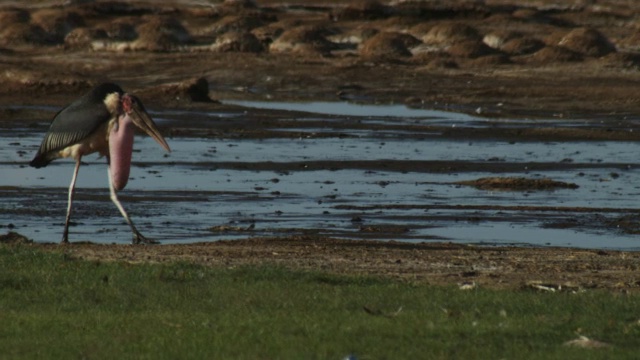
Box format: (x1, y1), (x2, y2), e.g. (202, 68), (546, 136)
(29, 98), (112, 168)
(30, 83), (123, 168)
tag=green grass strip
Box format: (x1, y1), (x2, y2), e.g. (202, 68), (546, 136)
(1, 244), (639, 359)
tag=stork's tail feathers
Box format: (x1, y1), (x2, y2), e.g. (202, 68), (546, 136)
(29, 153), (52, 168)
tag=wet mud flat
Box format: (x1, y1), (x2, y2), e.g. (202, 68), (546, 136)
(3, 101), (640, 251)
(3, 0), (640, 289)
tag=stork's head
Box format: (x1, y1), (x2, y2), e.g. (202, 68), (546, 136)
(120, 94), (171, 152)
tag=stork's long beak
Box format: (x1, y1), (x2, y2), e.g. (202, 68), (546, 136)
(127, 97), (171, 152)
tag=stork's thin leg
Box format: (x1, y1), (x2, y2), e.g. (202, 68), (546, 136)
(107, 167), (157, 245)
(62, 159), (82, 244)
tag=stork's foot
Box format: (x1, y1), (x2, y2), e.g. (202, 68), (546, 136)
(132, 231), (159, 245)
(60, 233), (70, 245)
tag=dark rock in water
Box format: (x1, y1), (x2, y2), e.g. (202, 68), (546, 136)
(139, 77), (217, 103)
(455, 177), (579, 191)
(185, 77), (214, 102)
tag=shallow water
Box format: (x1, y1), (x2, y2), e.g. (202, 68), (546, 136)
(2, 101), (640, 249)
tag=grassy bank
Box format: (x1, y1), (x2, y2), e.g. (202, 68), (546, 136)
(1, 244), (639, 359)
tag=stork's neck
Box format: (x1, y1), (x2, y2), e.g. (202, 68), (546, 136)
(104, 92), (122, 115)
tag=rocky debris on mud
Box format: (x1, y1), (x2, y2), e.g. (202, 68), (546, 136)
(0, 0), (640, 116)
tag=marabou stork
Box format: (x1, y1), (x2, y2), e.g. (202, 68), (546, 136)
(30, 83), (171, 244)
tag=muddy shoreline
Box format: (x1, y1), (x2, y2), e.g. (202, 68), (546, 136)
(3, 232), (640, 291)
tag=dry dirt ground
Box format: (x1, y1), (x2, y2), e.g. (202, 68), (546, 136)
(4, 0), (640, 291)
